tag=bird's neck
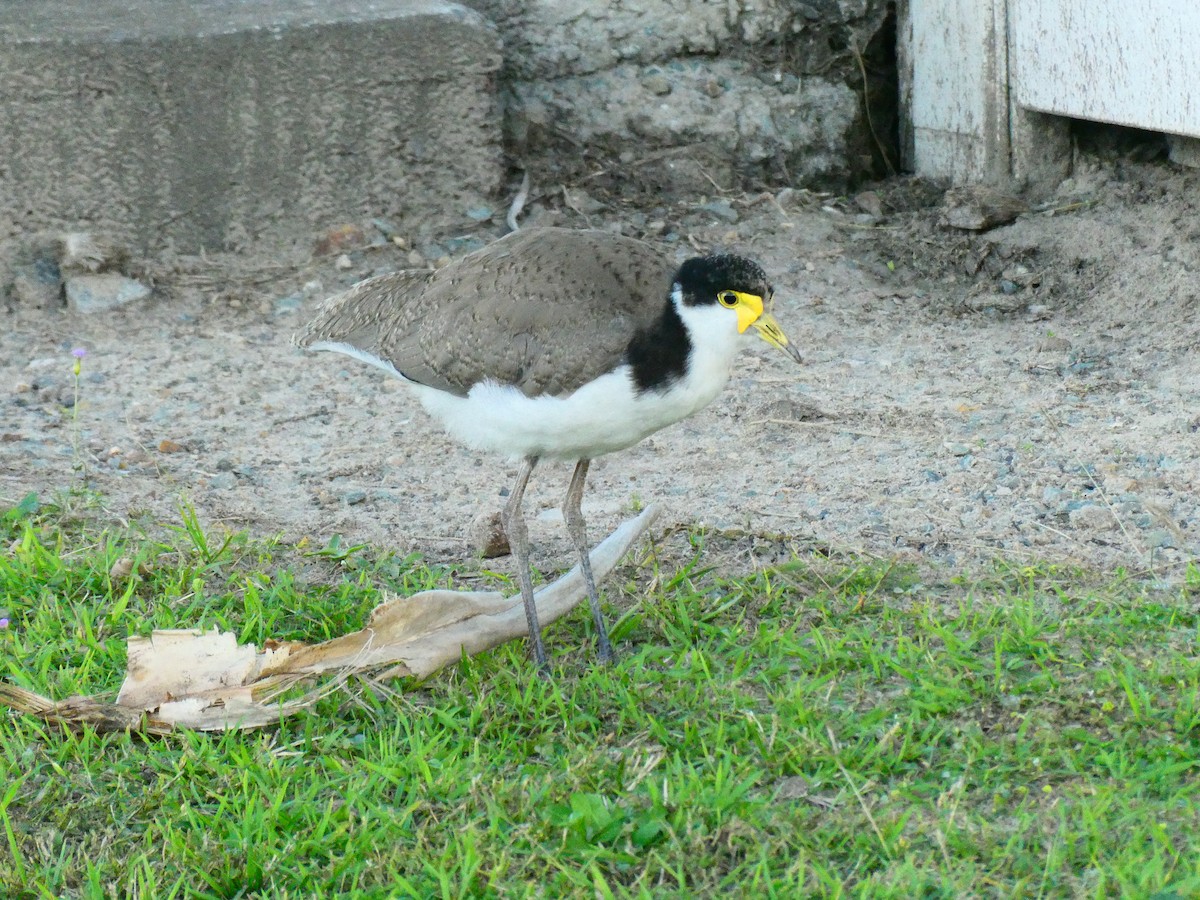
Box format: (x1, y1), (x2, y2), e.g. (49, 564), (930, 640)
(624, 291), (692, 393)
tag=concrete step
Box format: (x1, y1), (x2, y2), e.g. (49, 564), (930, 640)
(0, 0), (503, 254)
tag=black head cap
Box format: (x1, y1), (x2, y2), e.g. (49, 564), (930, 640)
(674, 254), (772, 306)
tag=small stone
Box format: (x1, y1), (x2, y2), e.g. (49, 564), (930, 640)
(1168, 135), (1200, 168)
(775, 775), (814, 801)
(406, 250), (426, 267)
(1035, 335), (1072, 352)
(963, 292), (1025, 313)
(854, 190), (884, 218)
(1146, 529), (1177, 549)
(274, 293), (303, 314)
(641, 73), (672, 95)
(9, 240), (63, 308)
(370, 218), (400, 239)
(704, 77), (723, 98)
(940, 185), (1028, 231)
(209, 472), (236, 491)
(313, 224), (367, 256)
(469, 510), (510, 558)
(563, 187), (606, 215)
(65, 274), (151, 313)
(1068, 503), (1110, 529)
(157, 439), (186, 453)
(999, 279), (1019, 295)
(1001, 264), (1042, 291)
(334, 254), (353, 271)
(344, 490), (367, 505)
(698, 200), (738, 223)
(943, 442), (972, 456)
(10, 271), (62, 310)
(466, 206), (494, 222)
(758, 395), (824, 421)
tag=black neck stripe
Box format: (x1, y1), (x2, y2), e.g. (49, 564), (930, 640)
(625, 290), (690, 393)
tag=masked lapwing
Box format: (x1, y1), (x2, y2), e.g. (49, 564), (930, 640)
(297, 226), (800, 670)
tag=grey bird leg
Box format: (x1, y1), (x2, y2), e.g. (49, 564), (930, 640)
(563, 459), (615, 663)
(503, 455), (548, 671)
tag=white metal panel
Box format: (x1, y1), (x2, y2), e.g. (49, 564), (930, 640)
(909, 0), (1011, 182)
(1012, 0), (1200, 138)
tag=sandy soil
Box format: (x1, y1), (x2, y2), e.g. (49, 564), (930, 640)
(2, 157), (1197, 586)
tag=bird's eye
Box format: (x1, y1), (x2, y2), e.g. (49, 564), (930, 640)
(718, 291), (738, 308)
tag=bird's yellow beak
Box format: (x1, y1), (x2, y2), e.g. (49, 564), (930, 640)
(727, 291), (801, 363)
(753, 312), (802, 364)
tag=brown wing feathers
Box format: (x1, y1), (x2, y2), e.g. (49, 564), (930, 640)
(297, 228), (675, 398)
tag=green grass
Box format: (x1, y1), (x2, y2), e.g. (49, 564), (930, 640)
(2, 492), (1200, 898)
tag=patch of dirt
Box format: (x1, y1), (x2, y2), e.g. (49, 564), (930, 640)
(2, 157), (1197, 586)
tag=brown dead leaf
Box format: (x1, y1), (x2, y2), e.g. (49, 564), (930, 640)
(0, 506), (660, 734)
(109, 556), (149, 580)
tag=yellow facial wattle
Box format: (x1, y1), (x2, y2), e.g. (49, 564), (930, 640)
(718, 289), (801, 362)
(718, 290), (765, 333)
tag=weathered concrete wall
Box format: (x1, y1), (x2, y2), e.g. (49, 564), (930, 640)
(0, 0), (503, 255)
(465, 0), (895, 192)
(1, 0), (891, 265)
